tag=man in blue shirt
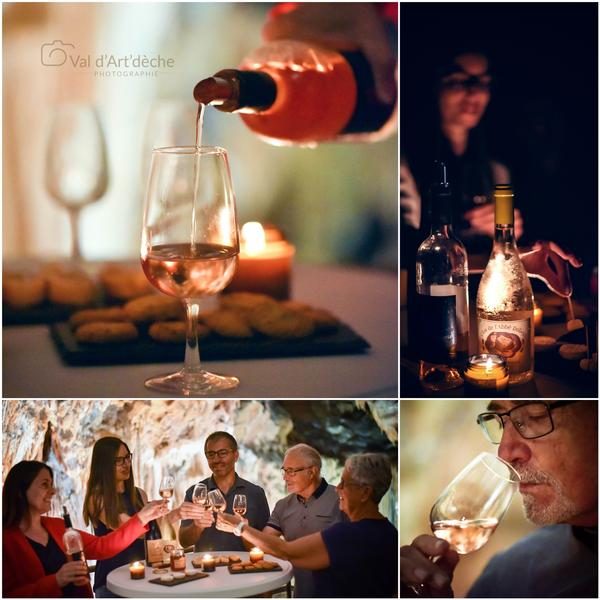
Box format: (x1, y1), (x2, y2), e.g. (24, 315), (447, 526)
(400, 400), (598, 598)
(178, 431), (270, 552)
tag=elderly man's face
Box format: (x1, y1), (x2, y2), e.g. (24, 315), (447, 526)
(492, 400), (597, 527)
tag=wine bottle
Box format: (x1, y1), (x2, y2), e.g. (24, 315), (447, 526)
(415, 161), (469, 391)
(476, 184), (534, 384)
(62, 506), (92, 594)
(193, 40), (396, 146)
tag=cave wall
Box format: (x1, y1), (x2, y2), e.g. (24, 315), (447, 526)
(2, 400), (398, 531)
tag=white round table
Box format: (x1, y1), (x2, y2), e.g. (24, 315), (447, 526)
(106, 551), (293, 598)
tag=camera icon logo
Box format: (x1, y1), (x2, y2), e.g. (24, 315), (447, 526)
(41, 40), (74, 66)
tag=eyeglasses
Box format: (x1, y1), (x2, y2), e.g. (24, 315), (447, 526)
(338, 478), (366, 489)
(280, 466), (311, 477)
(441, 75), (492, 93)
(477, 401), (580, 444)
(114, 453), (133, 466)
(205, 449), (235, 460)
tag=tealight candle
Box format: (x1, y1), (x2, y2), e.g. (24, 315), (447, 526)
(129, 561), (145, 580)
(464, 354), (509, 397)
(202, 553), (216, 572)
(225, 222), (295, 300)
(249, 547), (264, 563)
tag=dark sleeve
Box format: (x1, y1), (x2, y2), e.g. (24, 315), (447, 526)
(179, 486), (194, 529)
(467, 554), (504, 598)
(250, 487), (270, 531)
(321, 522), (356, 570)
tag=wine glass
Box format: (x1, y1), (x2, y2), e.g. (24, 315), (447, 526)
(192, 483), (208, 506)
(45, 104), (109, 261)
(429, 452), (520, 554)
(141, 146), (240, 395)
(159, 474), (175, 505)
(233, 494), (247, 517)
(207, 489), (226, 514)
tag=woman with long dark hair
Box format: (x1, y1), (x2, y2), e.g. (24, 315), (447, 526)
(2, 460), (167, 598)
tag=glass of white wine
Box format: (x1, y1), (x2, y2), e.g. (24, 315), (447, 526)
(141, 146), (240, 395)
(429, 452), (520, 554)
(207, 489), (226, 514)
(233, 494), (247, 517)
(159, 474), (175, 506)
(192, 483), (208, 506)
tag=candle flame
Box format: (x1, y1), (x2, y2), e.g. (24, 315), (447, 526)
(485, 357), (494, 373)
(132, 561), (142, 567)
(241, 222), (266, 255)
(202, 554), (212, 560)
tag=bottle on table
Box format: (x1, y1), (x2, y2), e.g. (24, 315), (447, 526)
(415, 161), (469, 391)
(62, 506), (92, 594)
(476, 184), (534, 384)
(192, 40), (396, 146)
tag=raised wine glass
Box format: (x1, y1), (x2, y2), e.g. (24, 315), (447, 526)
(46, 104), (109, 261)
(141, 146), (240, 395)
(429, 452), (520, 554)
(192, 483), (208, 506)
(207, 489), (226, 514)
(233, 494), (247, 517)
(159, 474), (175, 505)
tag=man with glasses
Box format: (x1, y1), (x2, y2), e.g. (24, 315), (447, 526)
(400, 400), (597, 598)
(263, 444), (344, 597)
(178, 431), (270, 552)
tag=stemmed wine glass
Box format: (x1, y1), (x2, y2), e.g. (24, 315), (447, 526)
(141, 146), (240, 395)
(208, 489), (226, 514)
(46, 104), (109, 261)
(159, 474), (175, 506)
(192, 483), (208, 506)
(233, 494), (247, 517)
(429, 452), (520, 554)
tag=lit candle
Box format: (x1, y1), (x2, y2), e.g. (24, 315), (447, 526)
(202, 553), (216, 572)
(225, 222), (295, 300)
(464, 354), (509, 397)
(129, 561), (145, 579)
(533, 303), (543, 330)
(249, 547), (264, 563)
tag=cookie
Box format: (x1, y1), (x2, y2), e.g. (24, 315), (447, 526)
(282, 301), (339, 333)
(534, 336), (557, 352)
(100, 264), (153, 300)
(220, 292), (277, 312)
(69, 307), (130, 328)
(148, 321), (210, 344)
(202, 309), (253, 338)
(191, 557), (203, 569)
(3, 272), (47, 309)
(248, 303), (315, 339)
(46, 270), (96, 306)
(75, 321), (138, 344)
(559, 343), (587, 360)
(230, 564), (243, 572)
(566, 318), (585, 332)
(228, 555), (241, 563)
(123, 294), (183, 323)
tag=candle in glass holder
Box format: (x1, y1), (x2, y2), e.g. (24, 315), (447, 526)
(249, 547), (264, 563)
(129, 561), (145, 579)
(202, 554), (216, 572)
(464, 354), (509, 397)
(225, 222), (294, 300)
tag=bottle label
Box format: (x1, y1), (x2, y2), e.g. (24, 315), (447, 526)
(478, 318), (531, 372)
(417, 293), (458, 364)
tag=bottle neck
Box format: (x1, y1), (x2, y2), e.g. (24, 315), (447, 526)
(493, 224), (518, 250)
(431, 222), (453, 237)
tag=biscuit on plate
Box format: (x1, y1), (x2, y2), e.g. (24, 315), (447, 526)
(202, 309), (253, 338)
(100, 264), (153, 300)
(69, 307), (130, 328)
(220, 292), (277, 312)
(75, 321), (138, 344)
(148, 321), (210, 343)
(3, 272), (47, 309)
(46, 270), (96, 306)
(248, 303), (315, 339)
(124, 294), (183, 323)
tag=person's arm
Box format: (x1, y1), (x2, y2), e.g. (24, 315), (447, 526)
(217, 513), (330, 570)
(177, 502), (214, 548)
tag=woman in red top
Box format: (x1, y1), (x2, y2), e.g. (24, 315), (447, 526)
(2, 460), (169, 598)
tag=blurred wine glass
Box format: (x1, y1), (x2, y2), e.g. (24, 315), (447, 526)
(207, 489), (226, 514)
(233, 494), (247, 516)
(192, 482), (208, 506)
(159, 474), (175, 505)
(45, 104), (109, 261)
(429, 452), (520, 554)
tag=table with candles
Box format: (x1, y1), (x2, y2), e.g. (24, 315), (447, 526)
(107, 551), (293, 598)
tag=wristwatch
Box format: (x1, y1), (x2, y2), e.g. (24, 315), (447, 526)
(233, 520), (247, 537)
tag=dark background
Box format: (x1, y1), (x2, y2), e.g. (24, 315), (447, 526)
(401, 2), (598, 293)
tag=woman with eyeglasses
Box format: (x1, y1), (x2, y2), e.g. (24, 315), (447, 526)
(83, 437), (160, 597)
(3, 460), (168, 598)
(216, 453), (398, 598)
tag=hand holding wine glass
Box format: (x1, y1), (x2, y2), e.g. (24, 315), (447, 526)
(141, 146), (240, 395)
(46, 104), (108, 261)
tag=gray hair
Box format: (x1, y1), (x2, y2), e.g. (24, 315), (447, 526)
(345, 453), (392, 504)
(284, 444), (322, 471)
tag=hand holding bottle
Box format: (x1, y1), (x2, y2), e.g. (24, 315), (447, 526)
(55, 560), (90, 588)
(262, 3), (397, 104)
